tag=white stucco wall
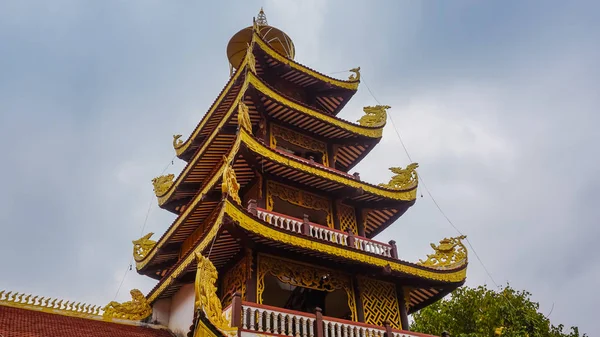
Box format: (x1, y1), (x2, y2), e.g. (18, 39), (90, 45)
(167, 283), (196, 336)
(151, 297), (172, 326)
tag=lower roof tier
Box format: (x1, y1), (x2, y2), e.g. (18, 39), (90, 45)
(141, 198), (468, 314)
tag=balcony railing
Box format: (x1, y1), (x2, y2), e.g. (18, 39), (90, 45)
(230, 299), (434, 337)
(252, 205), (397, 260)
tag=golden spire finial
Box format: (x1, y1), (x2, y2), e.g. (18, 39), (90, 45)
(256, 7), (268, 26)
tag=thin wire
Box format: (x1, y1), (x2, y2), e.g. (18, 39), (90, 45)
(361, 74), (501, 289)
(113, 155), (177, 300)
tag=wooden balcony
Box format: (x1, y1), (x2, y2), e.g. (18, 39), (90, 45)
(225, 295), (436, 337)
(252, 206), (397, 259)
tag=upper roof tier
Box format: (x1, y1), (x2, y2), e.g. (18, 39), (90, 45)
(227, 9), (295, 71)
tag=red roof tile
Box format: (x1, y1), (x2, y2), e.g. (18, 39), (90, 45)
(0, 306), (174, 337)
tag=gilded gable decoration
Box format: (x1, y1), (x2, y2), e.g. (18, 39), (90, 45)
(151, 174), (175, 197)
(132, 233), (156, 261)
(418, 235), (468, 268)
(246, 43), (256, 74)
(102, 289), (152, 320)
(358, 105), (389, 127)
(221, 156), (241, 205)
(379, 163), (419, 190)
(221, 250), (253, 307)
(237, 101), (253, 134)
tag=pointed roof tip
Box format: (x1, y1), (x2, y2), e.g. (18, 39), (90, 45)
(256, 7), (268, 26)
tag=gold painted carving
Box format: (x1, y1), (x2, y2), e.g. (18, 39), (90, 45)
(238, 101), (253, 134)
(267, 180), (334, 228)
(403, 287), (412, 312)
(419, 235), (468, 269)
(358, 277), (401, 329)
(337, 201), (358, 234)
(358, 105), (389, 127)
(247, 43), (257, 74)
(379, 163), (419, 190)
(173, 134), (183, 149)
(132, 233), (156, 262)
(221, 250), (252, 307)
(152, 174), (174, 197)
(0, 290), (103, 318)
(102, 289), (152, 320)
(195, 252), (237, 335)
(221, 156), (241, 205)
(270, 124), (329, 166)
(257, 254), (356, 321)
(349, 67), (360, 81)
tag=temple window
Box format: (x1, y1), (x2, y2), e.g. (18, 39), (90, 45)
(270, 124), (329, 166)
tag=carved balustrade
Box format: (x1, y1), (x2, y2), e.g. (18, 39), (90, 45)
(255, 207), (395, 259)
(233, 300), (434, 337)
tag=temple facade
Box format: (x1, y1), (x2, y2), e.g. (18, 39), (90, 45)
(0, 9), (467, 337)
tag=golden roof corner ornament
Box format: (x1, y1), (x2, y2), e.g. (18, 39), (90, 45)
(349, 67), (361, 81)
(357, 105), (389, 127)
(221, 156), (241, 205)
(152, 174), (175, 197)
(102, 289), (152, 321)
(132, 233), (156, 261)
(418, 235), (468, 269)
(379, 163), (419, 190)
(246, 43), (257, 74)
(173, 134), (183, 149)
(238, 101), (253, 134)
(195, 252), (237, 333)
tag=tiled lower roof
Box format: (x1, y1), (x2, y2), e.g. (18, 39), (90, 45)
(0, 306), (174, 337)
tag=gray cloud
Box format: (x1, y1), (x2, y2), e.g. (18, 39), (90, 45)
(0, 0), (598, 334)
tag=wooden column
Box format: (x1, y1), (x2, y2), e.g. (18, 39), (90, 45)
(355, 208), (366, 237)
(353, 276), (365, 323)
(396, 285), (409, 330)
(245, 251), (258, 303)
(231, 292), (242, 328)
(314, 307), (324, 337)
(327, 143), (336, 168)
(257, 175), (267, 209)
(331, 200), (341, 230)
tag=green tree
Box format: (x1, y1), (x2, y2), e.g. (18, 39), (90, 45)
(411, 285), (586, 337)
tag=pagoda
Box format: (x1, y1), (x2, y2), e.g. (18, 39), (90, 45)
(133, 9), (469, 337)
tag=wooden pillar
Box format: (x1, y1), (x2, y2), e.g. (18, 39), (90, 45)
(396, 285), (409, 330)
(327, 143), (336, 168)
(353, 276), (365, 323)
(355, 208), (366, 237)
(314, 307), (324, 337)
(302, 214), (311, 236)
(257, 175), (267, 209)
(331, 200), (341, 230)
(388, 240), (398, 259)
(231, 292), (242, 328)
(245, 251), (258, 303)
(346, 229), (355, 248)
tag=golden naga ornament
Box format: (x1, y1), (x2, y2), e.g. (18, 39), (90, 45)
(173, 134), (183, 149)
(152, 174), (175, 197)
(357, 105), (389, 127)
(348, 67), (361, 81)
(246, 43), (257, 74)
(237, 101), (253, 134)
(195, 252), (236, 334)
(379, 163), (419, 190)
(221, 156), (241, 204)
(418, 235), (468, 268)
(132, 233), (156, 261)
(102, 289), (152, 320)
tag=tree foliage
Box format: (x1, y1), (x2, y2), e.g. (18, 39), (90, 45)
(411, 285), (586, 337)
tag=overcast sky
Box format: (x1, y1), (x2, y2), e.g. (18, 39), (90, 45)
(1, 0), (598, 335)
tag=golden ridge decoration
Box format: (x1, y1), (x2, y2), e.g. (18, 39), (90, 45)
(221, 156), (241, 205)
(337, 201), (358, 234)
(257, 254), (357, 321)
(256, 8), (268, 26)
(358, 105), (389, 127)
(358, 277), (402, 329)
(195, 252), (237, 334)
(419, 235), (468, 269)
(221, 250), (252, 307)
(379, 163), (419, 190)
(173, 134), (183, 149)
(270, 124), (329, 166)
(152, 174), (174, 197)
(237, 101), (253, 134)
(349, 67), (361, 81)
(102, 289), (152, 320)
(267, 180), (334, 228)
(0, 290), (103, 317)
(132, 233), (156, 261)
(246, 43), (257, 74)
